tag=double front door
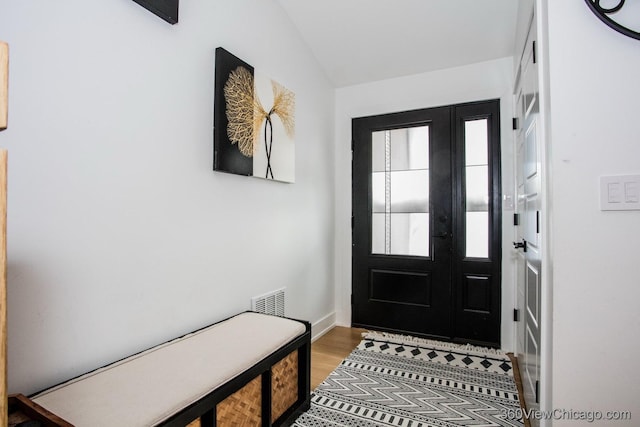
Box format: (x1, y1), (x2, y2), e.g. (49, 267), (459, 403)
(352, 100), (501, 346)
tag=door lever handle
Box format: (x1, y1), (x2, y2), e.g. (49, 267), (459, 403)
(513, 240), (527, 252)
(433, 232), (450, 239)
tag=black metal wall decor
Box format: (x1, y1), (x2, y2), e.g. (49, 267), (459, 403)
(132, 0), (179, 24)
(585, 0), (640, 40)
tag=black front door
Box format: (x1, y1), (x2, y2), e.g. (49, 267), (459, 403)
(352, 100), (501, 347)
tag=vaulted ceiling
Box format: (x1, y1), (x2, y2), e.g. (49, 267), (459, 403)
(276, 0), (520, 87)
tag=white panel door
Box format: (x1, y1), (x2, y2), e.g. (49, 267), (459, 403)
(514, 11), (542, 425)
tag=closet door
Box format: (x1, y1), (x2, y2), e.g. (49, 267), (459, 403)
(514, 15), (543, 421)
(0, 39), (8, 424)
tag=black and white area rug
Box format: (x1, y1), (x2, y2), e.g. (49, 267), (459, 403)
(294, 332), (524, 427)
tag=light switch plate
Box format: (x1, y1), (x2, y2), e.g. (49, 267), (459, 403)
(600, 175), (640, 211)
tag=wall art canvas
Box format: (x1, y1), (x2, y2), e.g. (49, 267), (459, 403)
(214, 48), (296, 183)
(132, 0), (179, 24)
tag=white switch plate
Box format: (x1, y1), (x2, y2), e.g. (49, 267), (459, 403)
(600, 175), (640, 211)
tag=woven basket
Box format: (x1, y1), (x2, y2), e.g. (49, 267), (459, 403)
(271, 350), (299, 423)
(213, 349), (299, 426)
(185, 418), (201, 427)
(216, 374), (262, 426)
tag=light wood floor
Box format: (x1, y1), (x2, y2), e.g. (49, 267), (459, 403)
(311, 326), (530, 427)
(311, 326), (367, 389)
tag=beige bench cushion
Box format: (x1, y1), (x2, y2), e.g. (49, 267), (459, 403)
(33, 312), (306, 427)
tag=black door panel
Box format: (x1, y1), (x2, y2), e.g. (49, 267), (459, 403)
(352, 100), (501, 347)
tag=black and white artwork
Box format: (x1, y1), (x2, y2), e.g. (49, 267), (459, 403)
(214, 48), (296, 183)
(132, 0), (179, 25)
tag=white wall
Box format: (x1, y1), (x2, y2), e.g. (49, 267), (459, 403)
(334, 57), (517, 350)
(0, 0), (335, 394)
(545, 1), (640, 423)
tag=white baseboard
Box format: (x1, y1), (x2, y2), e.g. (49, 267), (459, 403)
(311, 312), (336, 342)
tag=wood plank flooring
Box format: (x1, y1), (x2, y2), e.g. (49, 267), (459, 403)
(311, 326), (366, 389)
(310, 326), (530, 426)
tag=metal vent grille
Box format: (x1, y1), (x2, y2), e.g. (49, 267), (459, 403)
(251, 288), (285, 317)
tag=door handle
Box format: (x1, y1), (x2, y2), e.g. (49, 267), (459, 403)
(433, 232), (450, 239)
(513, 240), (527, 252)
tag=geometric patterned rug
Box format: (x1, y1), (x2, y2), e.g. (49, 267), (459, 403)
(293, 332), (524, 427)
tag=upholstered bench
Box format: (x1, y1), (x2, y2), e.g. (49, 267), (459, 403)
(31, 312), (311, 426)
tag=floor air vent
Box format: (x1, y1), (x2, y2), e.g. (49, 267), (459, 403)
(251, 288), (285, 317)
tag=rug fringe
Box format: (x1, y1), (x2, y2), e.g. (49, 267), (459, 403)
(362, 331), (507, 358)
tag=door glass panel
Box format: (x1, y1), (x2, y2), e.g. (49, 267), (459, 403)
(371, 126), (429, 256)
(390, 213), (429, 256)
(389, 127), (429, 170)
(372, 131), (387, 172)
(390, 170), (429, 212)
(372, 171), (385, 213)
(371, 213), (386, 254)
(465, 119), (489, 258)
